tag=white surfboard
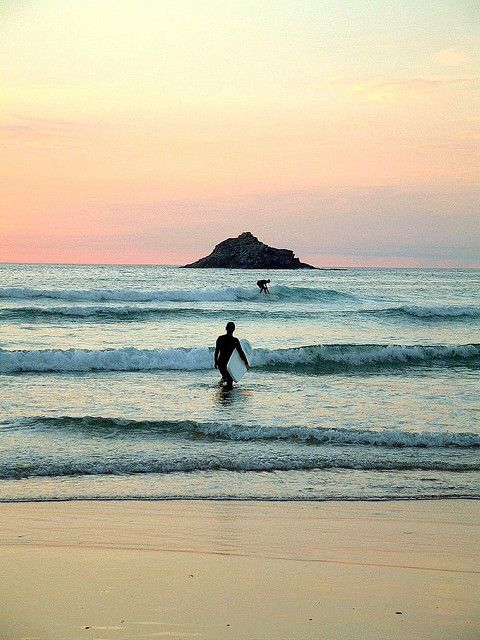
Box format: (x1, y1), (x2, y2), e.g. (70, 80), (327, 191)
(227, 339), (252, 383)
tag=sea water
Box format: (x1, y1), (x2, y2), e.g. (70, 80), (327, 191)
(0, 264), (479, 502)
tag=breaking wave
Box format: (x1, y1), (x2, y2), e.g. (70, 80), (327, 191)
(0, 305), (325, 322)
(375, 305), (480, 320)
(0, 305), (199, 321)
(2, 303), (479, 325)
(1, 343), (478, 374)
(1, 455), (477, 479)
(0, 285), (354, 304)
(14, 416), (480, 448)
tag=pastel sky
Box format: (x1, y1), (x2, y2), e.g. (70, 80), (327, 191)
(1, 0), (479, 267)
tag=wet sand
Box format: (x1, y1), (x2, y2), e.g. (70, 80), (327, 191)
(0, 500), (478, 639)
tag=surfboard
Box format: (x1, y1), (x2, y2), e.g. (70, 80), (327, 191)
(227, 339), (252, 383)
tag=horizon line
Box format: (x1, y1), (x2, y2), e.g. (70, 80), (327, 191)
(0, 261), (478, 271)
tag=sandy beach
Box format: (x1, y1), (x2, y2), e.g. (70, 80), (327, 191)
(0, 499), (478, 640)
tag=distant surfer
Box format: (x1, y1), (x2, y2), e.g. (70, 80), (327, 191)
(214, 322), (249, 390)
(257, 279), (270, 294)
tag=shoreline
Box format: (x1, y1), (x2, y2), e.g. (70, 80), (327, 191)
(1, 499), (478, 639)
(1, 495), (478, 503)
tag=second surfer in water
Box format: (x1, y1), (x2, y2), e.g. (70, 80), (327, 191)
(214, 322), (249, 390)
(257, 279), (270, 294)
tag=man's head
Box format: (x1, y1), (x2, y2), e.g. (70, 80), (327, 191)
(226, 321), (235, 334)
(267, 279), (271, 283)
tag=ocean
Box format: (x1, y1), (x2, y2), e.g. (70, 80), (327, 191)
(0, 264), (479, 502)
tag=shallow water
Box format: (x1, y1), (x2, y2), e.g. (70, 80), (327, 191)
(0, 264), (479, 501)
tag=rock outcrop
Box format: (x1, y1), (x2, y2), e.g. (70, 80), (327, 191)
(184, 232), (315, 269)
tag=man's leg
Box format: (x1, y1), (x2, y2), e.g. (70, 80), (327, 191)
(218, 363), (233, 389)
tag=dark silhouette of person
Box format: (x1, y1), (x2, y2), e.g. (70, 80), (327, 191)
(257, 279), (270, 294)
(214, 322), (249, 390)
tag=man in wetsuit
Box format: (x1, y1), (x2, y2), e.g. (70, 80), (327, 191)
(257, 279), (270, 294)
(214, 322), (249, 390)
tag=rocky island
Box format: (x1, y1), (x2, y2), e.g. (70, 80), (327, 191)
(184, 232), (315, 269)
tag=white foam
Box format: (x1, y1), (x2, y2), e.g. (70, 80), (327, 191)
(0, 285), (351, 304)
(254, 343), (480, 367)
(0, 453), (475, 479)
(17, 416), (480, 448)
(0, 286), (257, 303)
(1, 343), (478, 374)
(186, 422), (480, 448)
(0, 346), (213, 373)
(2, 305), (174, 318)
(398, 305), (480, 318)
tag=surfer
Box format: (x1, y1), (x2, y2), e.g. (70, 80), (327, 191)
(214, 322), (249, 390)
(257, 279), (270, 294)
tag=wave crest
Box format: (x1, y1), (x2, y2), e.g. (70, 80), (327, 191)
(17, 416), (480, 448)
(1, 343), (479, 374)
(1, 456), (476, 479)
(381, 305), (480, 319)
(0, 285), (353, 304)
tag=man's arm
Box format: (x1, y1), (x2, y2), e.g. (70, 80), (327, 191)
(214, 338), (221, 368)
(235, 339), (250, 368)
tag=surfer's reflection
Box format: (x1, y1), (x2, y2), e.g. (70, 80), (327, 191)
(213, 385), (250, 407)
